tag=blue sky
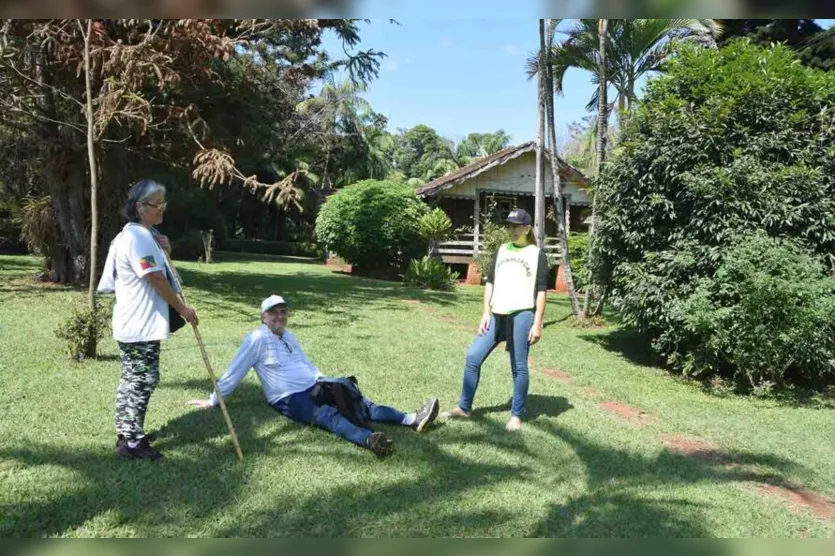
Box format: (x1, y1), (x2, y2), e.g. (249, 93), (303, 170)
(320, 17), (835, 146)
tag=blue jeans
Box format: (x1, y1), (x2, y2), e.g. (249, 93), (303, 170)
(457, 311), (534, 417)
(272, 384), (406, 447)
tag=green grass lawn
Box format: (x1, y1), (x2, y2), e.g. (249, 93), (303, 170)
(1, 253), (833, 537)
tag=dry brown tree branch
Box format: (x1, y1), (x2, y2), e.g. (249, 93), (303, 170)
(191, 148), (302, 210)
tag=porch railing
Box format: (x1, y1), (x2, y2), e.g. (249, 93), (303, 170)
(437, 233), (562, 261)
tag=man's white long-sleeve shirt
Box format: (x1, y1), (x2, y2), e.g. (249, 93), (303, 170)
(209, 325), (322, 406)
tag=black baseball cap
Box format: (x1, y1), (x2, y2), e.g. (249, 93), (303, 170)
(505, 208), (531, 225)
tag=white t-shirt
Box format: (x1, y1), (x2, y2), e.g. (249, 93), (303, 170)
(102, 223), (170, 343)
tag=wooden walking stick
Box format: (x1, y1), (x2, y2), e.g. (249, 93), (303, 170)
(159, 245), (244, 461)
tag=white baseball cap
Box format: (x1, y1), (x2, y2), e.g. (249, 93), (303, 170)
(260, 295), (287, 314)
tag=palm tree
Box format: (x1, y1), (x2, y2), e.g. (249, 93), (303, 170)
(542, 18), (581, 315)
(534, 20), (547, 249)
(297, 79), (373, 188)
(549, 19), (721, 116)
(422, 158), (460, 182)
(583, 18), (608, 318)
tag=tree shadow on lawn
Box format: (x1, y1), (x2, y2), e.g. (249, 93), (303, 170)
(528, 420), (806, 537)
(0, 384), (276, 537)
(0, 378), (811, 537)
(179, 266), (458, 318)
(578, 327), (661, 369)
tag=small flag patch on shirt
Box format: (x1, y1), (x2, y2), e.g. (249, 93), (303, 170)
(138, 255), (157, 270)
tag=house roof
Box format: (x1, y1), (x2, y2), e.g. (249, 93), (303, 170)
(415, 141), (589, 198)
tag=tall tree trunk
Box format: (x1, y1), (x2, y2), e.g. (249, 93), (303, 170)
(543, 18), (581, 315)
(83, 20), (98, 309)
(35, 48), (89, 284)
(46, 153), (90, 283)
(82, 19), (99, 357)
(584, 18), (608, 318)
(534, 19), (546, 248)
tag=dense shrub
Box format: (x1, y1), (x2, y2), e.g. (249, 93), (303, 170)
(567, 232), (590, 292)
(403, 256), (459, 291)
(55, 301), (110, 361)
(668, 234), (835, 390)
(593, 40), (835, 390)
(315, 180), (430, 271)
(221, 239), (323, 258)
(474, 220), (510, 278)
(419, 208), (453, 259)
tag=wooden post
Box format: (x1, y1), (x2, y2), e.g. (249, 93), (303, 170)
(472, 192), (481, 255)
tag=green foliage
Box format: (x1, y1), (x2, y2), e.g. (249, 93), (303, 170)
(474, 220), (510, 278)
(393, 124), (456, 181)
(419, 209), (453, 241)
(717, 19), (834, 71)
(315, 180), (430, 271)
(567, 232), (590, 292)
(455, 131), (511, 164)
(420, 208), (453, 260)
(403, 256), (459, 292)
(668, 233), (835, 390)
(221, 239), (323, 258)
(536, 19), (720, 114)
(55, 301), (110, 361)
(594, 40), (835, 391)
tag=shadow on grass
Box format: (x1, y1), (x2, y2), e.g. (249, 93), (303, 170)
(177, 265), (459, 324)
(0, 377), (812, 537)
(528, 420), (805, 537)
(579, 327), (660, 369)
(474, 394), (574, 421)
(0, 384), (275, 537)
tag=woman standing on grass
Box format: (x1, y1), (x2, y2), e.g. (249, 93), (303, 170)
(443, 208), (549, 431)
(97, 179), (198, 461)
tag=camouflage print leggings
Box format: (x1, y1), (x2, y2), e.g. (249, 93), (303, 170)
(116, 341), (160, 444)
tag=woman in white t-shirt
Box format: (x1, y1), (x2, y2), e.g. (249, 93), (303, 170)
(97, 179), (198, 461)
(443, 208), (549, 431)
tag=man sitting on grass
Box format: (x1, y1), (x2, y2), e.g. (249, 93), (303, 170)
(188, 295), (439, 457)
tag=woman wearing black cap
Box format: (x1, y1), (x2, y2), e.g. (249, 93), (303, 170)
(443, 208), (548, 431)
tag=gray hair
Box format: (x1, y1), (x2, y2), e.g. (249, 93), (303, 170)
(124, 179), (166, 222)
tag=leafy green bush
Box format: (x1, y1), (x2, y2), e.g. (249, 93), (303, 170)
(474, 220), (510, 278)
(419, 208), (452, 239)
(55, 301), (110, 361)
(668, 233), (835, 390)
(593, 40), (835, 390)
(403, 256), (459, 291)
(315, 180), (430, 271)
(221, 239), (323, 258)
(567, 232), (590, 292)
(419, 208), (453, 259)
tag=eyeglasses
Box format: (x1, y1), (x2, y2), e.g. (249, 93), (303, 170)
(142, 201), (167, 210)
(278, 335), (293, 353)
